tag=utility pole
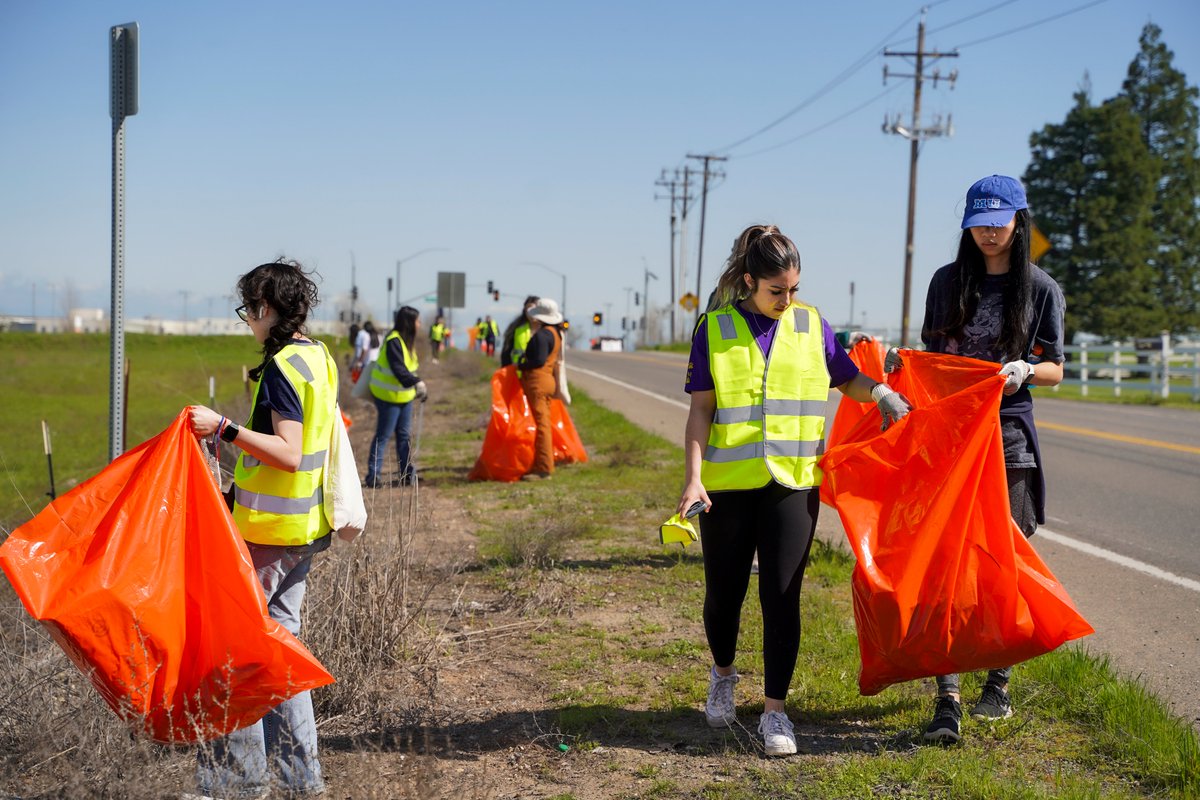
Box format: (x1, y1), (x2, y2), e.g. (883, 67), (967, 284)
(350, 253), (357, 324)
(622, 286), (634, 349)
(677, 166), (694, 342)
(655, 170), (690, 343)
(686, 153), (727, 320)
(883, 8), (957, 346)
(642, 258), (658, 348)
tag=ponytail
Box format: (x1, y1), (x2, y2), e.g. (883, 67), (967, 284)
(707, 224), (800, 311)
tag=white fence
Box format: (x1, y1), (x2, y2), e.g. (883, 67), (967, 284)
(1057, 332), (1200, 402)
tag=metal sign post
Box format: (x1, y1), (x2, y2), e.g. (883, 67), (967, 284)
(109, 22), (138, 461)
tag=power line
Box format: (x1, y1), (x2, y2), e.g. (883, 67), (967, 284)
(886, 0), (1026, 48)
(733, 82), (906, 160)
(708, 8), (922, 155)
(952, 0), (1110, 49)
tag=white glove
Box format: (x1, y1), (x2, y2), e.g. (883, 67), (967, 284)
(414, 380), (428, 402)
(883, 346), (907, 374)
(871, 383), (913, 431)
(848, 331), (873, 347)
(998, 360), (1033, 395)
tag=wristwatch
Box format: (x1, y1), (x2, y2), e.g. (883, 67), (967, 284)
(220, 421), (240, 443)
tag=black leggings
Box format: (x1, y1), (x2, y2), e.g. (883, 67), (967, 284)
(699, 483), (819, 700)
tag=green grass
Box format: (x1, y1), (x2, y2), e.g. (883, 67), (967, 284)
(1043, 382), (1200, 408)
(0, 332), (348, 532)
(442, 371), (1200, 799)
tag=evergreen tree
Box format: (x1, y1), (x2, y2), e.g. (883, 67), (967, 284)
(1025, 83), (1159, 341)
(1119, 23), (1200, 334)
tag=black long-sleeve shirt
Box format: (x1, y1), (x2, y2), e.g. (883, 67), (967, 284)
(518, 327), (558, 370)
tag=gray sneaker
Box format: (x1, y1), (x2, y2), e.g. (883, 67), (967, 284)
(757, 710), (797, 756)
(970, 683), (1013, 721)
(704, 666), (739, 727)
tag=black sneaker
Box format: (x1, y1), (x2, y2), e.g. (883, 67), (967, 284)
(970, 683), (1013, 721)
(922, 695), (962, 744)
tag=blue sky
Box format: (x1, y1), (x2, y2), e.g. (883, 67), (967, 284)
(1, 0), (1198, 342)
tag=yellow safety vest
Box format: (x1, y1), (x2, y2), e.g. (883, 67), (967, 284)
(233, 341), (337, 546)
(370, 330), (419, 404)
(511, 322), (532, 362)
(431, 323), (445, 343)
(701, 303), (830, 491)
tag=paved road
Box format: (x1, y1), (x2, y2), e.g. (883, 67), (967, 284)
(565, 347), (1200, 725)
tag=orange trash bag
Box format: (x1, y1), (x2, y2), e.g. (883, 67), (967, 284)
(822, 338), (887, 471)
(820, 351), (1093, 696)
(468, 365), (588, 482)
(0, 410), (334, 743)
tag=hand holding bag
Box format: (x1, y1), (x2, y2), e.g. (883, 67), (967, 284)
(324, 405), (367, 541)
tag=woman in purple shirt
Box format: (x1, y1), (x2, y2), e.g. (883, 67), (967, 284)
(678, 224), (912, 757)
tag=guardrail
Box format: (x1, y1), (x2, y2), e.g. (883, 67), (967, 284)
(1056, 332), (1200, 401)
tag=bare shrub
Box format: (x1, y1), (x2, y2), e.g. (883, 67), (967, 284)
(491, 517), (589, 569)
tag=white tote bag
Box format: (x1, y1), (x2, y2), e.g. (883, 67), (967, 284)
(351, 360), (374, 399)
(323, 407), (367, 541)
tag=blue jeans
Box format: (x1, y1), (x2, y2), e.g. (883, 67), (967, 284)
(197, 537), (329, 796)
(365, 395), (415, 484)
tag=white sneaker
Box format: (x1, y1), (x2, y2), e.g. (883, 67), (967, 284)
(704, 666), (739, 727)
(758, 710), (797, 756)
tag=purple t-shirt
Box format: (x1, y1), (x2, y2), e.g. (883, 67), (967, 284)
(685, 306), (858, 393)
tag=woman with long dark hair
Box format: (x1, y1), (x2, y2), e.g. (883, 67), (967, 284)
(679, 224), (912, 756)
(364, 305), (427, 488)
(500, 295), (540, 368)
(187, 258), (335, 795)
(887, 174), (1066, 744)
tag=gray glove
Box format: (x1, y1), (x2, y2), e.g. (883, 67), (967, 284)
(414, 380), (428, 402)
(883, 346), (907, 373)
(998, 360), (1033, 395)
(871, 383), (913, 431)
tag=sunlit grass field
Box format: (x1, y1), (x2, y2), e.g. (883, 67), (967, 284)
(0, 332), (345, 532)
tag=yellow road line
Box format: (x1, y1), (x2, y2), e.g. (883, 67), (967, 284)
(1039, 421), (1200, 455)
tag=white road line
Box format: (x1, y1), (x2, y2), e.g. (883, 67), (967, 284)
(1039, 527), (1200, 594)
(567, 365), (691, 410)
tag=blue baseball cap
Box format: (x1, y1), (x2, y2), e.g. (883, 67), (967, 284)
(961, 174), (1027, 229)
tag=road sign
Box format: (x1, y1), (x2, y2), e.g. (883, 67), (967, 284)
(1031, 223), (1051, 262)
(436, 271), (465, 308)
(679, 293), (699, 311)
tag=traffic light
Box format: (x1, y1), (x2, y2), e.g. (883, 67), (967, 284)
(635, 292), (640, 306)
(493, 290), (500, 301)
(487, 280), (494, 294)
(562, 319), (570, 330)
(351, 285), (358, 301)
(592, 312), (602, 325)
(621, 317), (627, 331)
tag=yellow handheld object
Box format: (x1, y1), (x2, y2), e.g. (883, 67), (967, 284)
(659, 512), (698, 547)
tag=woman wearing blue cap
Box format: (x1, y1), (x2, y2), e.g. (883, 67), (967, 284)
(886, 174), (1066, 744)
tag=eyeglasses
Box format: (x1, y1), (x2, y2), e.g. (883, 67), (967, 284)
(235, 305), (250, 322)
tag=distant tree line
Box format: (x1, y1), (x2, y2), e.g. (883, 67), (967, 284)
(1024, 23), (1199, 342)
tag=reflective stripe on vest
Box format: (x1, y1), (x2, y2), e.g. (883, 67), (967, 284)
(233, 341), (337, 546)
(369, 331), (419, 404)
(701, 303), (830, 491)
